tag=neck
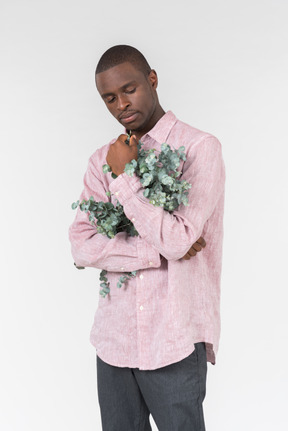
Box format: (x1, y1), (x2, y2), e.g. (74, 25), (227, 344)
(129, 105), (165, 141)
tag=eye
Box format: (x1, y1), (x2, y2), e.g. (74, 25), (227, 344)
(106, 96), (116, 104)
(125, 88), (136, 94)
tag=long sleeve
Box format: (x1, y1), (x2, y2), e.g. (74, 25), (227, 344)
(78, 112), (225, 370)
(68, 153), (161, 272)
(108, 136), (225, 261)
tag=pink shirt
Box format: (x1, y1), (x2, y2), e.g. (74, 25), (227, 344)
(69, 111), (225, 370)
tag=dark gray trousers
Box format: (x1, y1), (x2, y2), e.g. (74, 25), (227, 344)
(96, 342), (207, 431)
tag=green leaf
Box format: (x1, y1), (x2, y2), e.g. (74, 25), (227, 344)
(125, 131), (131, 145)
(102, 164), (111, 173)
(71, 201), (79, 210)
(99, 277), (107, 282)
(74, 262), (85, 270)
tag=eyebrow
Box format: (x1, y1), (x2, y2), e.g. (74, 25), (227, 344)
(101, 81), (137, 98)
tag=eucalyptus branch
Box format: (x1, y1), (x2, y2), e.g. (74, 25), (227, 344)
(72, 133), (191, 298)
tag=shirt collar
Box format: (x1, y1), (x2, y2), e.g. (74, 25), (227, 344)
(124, 111), (177, 144)
(143, 110), (177, 144)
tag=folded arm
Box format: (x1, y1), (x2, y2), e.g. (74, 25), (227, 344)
(108, 136), (225, 261)
(68, 156), (161, 272)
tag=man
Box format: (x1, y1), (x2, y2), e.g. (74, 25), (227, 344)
(69, 45), (225, 430)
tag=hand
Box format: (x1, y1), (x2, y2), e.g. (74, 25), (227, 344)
(106, 134), (138, 177)
(181, 237), (206, 260)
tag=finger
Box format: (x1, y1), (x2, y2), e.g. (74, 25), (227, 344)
(192, 243), (202, 252)
(182, 253), (190, 260)
(117, 134), (129, 144)
(129, 135), (138, 147)
(188, 248), (197, 257)
(197, 237), (206, 248)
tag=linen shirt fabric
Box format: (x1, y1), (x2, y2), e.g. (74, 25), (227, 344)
(69, 111), (225, 370)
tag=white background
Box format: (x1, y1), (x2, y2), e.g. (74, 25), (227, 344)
(1, 0), (287, 429)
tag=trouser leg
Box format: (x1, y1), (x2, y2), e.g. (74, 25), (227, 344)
(97, 355), (152, 431)
(133, 342), (207, 431)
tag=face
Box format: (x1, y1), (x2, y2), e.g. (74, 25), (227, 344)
(96, 62), (161, 136)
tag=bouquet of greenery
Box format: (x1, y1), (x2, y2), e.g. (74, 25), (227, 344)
(72, 135), (191, 297)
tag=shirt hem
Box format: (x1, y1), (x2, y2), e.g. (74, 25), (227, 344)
(93, 342), (216, 370)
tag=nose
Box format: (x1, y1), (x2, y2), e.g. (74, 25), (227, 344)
(117, 94), (130, 111)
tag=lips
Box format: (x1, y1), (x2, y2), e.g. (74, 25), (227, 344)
(119, 111), (138, 124)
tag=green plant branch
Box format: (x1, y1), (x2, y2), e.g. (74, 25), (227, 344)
(72, 134), (191, 298)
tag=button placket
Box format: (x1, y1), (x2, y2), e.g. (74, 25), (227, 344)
(136, 271), (146, 365)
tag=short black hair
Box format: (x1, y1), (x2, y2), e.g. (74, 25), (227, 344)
(95, 45), (151, 76)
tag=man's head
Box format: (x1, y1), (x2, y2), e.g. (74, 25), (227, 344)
(96, 45), (151, 77)
(95, 45), (164, 137)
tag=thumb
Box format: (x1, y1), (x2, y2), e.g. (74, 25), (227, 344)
(129, 135), (138, 147)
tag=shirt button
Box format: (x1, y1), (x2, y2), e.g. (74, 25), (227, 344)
(121, 267), (124, 271)
(139, 274), (144, 280)
(149, 261), (153, 266)
(115, 191), (119, 196)
(140, 305), (144, 311)
(131, 217), (135, 222)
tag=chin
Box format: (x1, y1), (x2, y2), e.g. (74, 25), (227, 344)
(119, 119), (141, 130)
(131, 118), (148, 133)
(129, 123), (144, 133)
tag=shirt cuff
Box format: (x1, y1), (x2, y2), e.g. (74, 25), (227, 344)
(137, 236), (161, 269)
(108, 172), (143, 203)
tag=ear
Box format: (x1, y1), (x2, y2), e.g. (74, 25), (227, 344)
(148, 69), (158, 90)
